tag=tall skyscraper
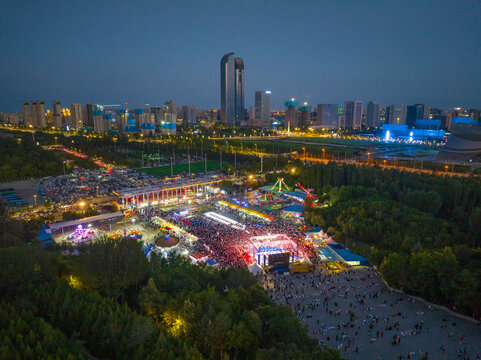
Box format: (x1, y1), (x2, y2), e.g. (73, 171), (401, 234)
(52, 101), (62, 128)
(52, 101), (61, 115)
(182, 105), (197, 125)
(70, 103), (83, 129)
(343, 101), (362, 129)
(284, 99), (299, 132)
(220, 52), (245, 126)
(22, 101), (31, 126)
(84, 104), (95, 127)
(366, 101), (381, 128)
(298, 103), (312, 128)
(30, 101), (46, 128)
(406, 104), (430, 127)
(162, 100), (177, 135)
(316, 104), (339, 129)
(255, 90), (271, 125)
(387, 103), (407, 125)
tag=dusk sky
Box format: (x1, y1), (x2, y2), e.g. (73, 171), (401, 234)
(1, 0), (480, 112)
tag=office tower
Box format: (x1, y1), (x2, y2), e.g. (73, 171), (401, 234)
(387, 103), (407, 125)
(407, 104), (430, 127)
(30, 101), (46, 128)
(93, 110), (103, 132)
(316, 104), (339, 129)
(133, 109), (146, 130)
(52, 101), (61, 115)
(255, 90), (271, 126)
(150, 107), (165, 126)
(298, 103), (311, 128)
(343, 101), (362, 129)
(84, 103), (95, 127)
(164, 100), (177, 123)
(22, 101), (31, 126)
(182, 105), (197, 125)
(284, 99), (299, 132)
(366, 101), (381, 128)
(162, 100), (177, 135)
(52, 101), (62, 128)
(70, 103), (83, 129)
(93, 110), (112, 133)
(220, 52), (245, 126)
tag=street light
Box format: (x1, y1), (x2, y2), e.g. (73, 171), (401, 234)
(33, 194), (37, 206)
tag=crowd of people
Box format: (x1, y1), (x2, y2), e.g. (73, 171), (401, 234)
(260, 267), (481, 360)
(136, 196), (481, 359)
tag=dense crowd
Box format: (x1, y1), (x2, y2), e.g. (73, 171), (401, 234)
(261, 267), (481, 360)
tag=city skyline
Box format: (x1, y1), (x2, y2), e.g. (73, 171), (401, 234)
(1, 0), (480, 112)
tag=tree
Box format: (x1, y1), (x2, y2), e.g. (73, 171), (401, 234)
(75, 236), (150, 299)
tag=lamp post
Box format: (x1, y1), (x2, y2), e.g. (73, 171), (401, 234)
(33, 194), (37, 206)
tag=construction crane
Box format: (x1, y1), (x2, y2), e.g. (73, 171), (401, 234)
(97, 104), (121, 111)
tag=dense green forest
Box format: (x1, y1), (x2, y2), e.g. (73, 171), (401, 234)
(0, 239), (341, 360)
(266, 162), (481, 319)
(0, 135), (64, 181)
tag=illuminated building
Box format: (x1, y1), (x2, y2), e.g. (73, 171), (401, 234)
(70, 103), (83, 129)
(220, 52), (245, 126)
(52, 101), (62, 128)
(83, 103), (95, 127)
(315, 104), (339, 129)
(387, 103), (407, 125)
(298, 103), (312, 128)
(284, 99), (299, 132)
(366, 101), (380, 128)
(343, 101), (362, 129)
(255, 90), (271, 126)
(30, 100), (46, 128)
(163, 100), (177, 135)
(22, 101), (30, 125)
(407, 104), (430, 128)
(181, 105), (196, 125)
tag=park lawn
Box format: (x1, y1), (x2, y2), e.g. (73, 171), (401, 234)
(136, 160), (221, 177)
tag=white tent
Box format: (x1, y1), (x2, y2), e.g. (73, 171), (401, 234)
(320, 229), (325, 237)
(248, 262), (263, 276)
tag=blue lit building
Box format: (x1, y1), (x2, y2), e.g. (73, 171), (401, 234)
(381, 123), (445, 141)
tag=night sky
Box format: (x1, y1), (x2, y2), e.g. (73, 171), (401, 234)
(1, 0), (480, 112)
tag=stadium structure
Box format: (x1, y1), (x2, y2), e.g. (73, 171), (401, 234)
(435, 124), (481, 163)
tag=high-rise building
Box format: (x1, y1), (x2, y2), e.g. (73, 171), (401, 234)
(366, 101), (381, 128)
(162, 100), (177, 135)
(284, 99), (299, 132)
(70, 103), (83, 129)
(30, 101), (46, 128)
(52, 101), (61, 115)
(343, 101), (362, 129)
(84, 104), (95, 127)
(387, 103), (407, 125)
(22, 101), (31, 126)
(93, 110), (112, 133)
(52, 101), (62, 128)
(406, 104), (430, 127)
(255, 90), (271, 126)
(315, 104), (339, 129)
(182, 105), (197, 125)
(220, 52), (245, 126)
(298, 103), (312, 128)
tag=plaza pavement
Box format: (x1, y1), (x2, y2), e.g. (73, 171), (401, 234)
(261, 266), (481, 360)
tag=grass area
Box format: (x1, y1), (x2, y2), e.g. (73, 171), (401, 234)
(227, 139), (361, 154)
(136, 160), (221, 177)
